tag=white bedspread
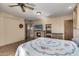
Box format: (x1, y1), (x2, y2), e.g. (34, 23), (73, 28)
(15, 37), (79, 56)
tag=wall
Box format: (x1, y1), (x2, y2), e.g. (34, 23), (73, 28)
(73, 4), (79, 38)
(32, 15), (72, 33)
(29, 15), (72, 39)
(0, 12), (25, 46)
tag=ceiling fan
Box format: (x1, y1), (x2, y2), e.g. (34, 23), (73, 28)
(9, 3), (35, 12)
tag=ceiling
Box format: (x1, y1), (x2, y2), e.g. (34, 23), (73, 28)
(0, 3), (76, 20)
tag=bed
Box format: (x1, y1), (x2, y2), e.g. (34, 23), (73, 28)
(15, 37), (79, 56)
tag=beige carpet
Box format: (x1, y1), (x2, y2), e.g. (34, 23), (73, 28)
(0, 40), (25, 56)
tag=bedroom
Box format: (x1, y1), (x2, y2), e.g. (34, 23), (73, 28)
(0, 3), (79, 56)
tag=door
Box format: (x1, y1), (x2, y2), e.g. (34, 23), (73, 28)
(64, 20), (73, 40)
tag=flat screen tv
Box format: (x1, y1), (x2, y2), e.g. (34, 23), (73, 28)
(34, 24), (43, 30)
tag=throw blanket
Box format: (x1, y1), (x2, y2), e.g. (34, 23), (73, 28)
(15, 37), (79, 56)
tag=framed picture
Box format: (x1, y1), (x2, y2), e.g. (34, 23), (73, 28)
(34, 24), (43, 30)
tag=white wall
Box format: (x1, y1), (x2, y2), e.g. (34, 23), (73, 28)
(73, 29), (79, 38)
(0, 12), (25, 46)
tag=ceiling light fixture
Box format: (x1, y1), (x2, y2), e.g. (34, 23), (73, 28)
(36, 12), (41, 15)
(68, 6), (72, 9)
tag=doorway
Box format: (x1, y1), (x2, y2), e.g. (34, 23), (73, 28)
(64, 20), (73, 40)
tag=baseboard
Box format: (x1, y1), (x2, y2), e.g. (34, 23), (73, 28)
(0, 40), (25, 48)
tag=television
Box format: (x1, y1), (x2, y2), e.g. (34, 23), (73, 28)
(34, 24), (43, 30)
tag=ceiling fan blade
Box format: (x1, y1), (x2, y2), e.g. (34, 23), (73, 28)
(20, 6), (25, 12)
(9, 5), (19, 7)
(24, 5), (34, 10)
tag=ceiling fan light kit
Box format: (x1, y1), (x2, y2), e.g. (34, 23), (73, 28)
(36, 12), (41, 15)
